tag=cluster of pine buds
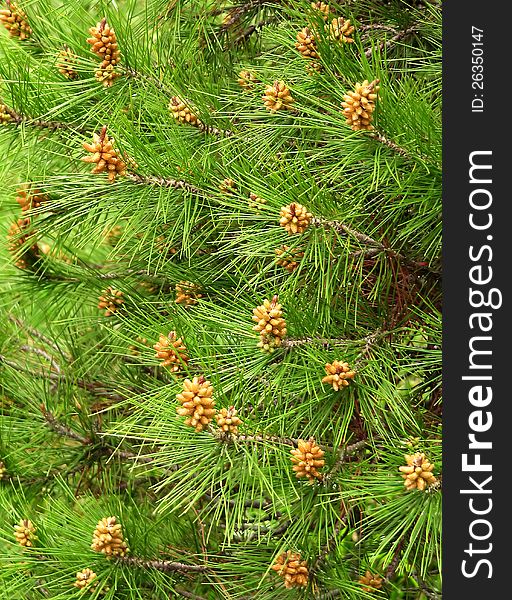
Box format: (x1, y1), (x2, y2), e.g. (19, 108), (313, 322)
(0, 1), (31, 39)
(358, 571), (384, 592)
(176, 376), (216, 432)
(295, 27), (322, 74)
(399, 452), (437, 491)
(279, 203), (312, 234)
(153, 332), (189, 372)
(0, 102), (12, 124)
(237, 70), (257, 90)
(248, 192), (267, 211)
(13, 519), (36, 547)
(290, 438), (325, 482)
(82, 126), (127, 183)
(74, 568), (97, 591)
(16, 186), (47, 212)
(322, 360), (356, 390)
(97, 287), (124, 316)
(275, 245), (304, 272)
(91, 516), (129, 557)
(219, 178), (236, 194)
(7, 217), (37, 269)
(328, 17), (355, 44)
(87, 18), (121, 86)
(169, 96), (203, 128)
(262, 81), (294, 113)
(57, 46), (78, 79)
(341, 79), (380, 131)
(215, 406), (242, 434)
(175, 281), (202, 305)
(310, 1), (331, 20)
(271, 551), (309, 589)
(252, 295), (287, 353)
(0, 461), (6, 479)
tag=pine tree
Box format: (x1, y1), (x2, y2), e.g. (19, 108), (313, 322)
(1, 1), (442, 598)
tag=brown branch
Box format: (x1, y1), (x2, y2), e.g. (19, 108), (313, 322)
(175, 588), (208, 600)
(19, 345), (61, 374)
(364, 25), (417, 59)
(40, 406), (91, 445)
(3, 106), (89, 135)
(127, 172), (202, 195)
(117, 555), (208, 573)
(7, 314), (64, 355)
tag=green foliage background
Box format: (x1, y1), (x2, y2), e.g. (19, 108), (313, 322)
(0, 1), (442, 598)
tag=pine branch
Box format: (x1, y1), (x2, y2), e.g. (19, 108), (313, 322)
(117, 555), (208, 573)
(364, 25), (417, 59)
(2, 106), (89, 135)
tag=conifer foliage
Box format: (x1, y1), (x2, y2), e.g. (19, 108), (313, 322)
(1, 1), (442, 598)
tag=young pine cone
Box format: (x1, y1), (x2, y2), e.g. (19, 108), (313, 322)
(16, 187), (47, 212)
(310, 1), (331, 20)
(175, 281), (202, 305)
(7, 217), (38, 269)
(329, 17), (355, 44)
(238, 70), (257, 90)
(291, 438), (325, 482)
(322, 360), (356, 390)
(169, 96), (203, 128)
(295, 27), (320, 60)
(262, 81), (294, 113)
(279, 203), (312, 234)
(87, 18), (121, 86)
(341, 79), (380, 131)
(1, 103), (12, 124)
(271, 551), (309, 589)
(176, 376), (216, 432)
(82, 126), (127, 183)
(275, 245), (304, 272)
(91, 516), (129, 557)
(74, 568), (97, 590)
(13, 519), (36, 547)
(248, 192), (267, 211)
(399, 452), (437, 491)
(0, 1), (31, 39)
(98, 287), (124, 316)
(215, 406), (242, 434)
(219, 178), (237, 194)
(153, 331), (189, 372)
(252, 296), (287, 351)
(358, 571), (384, 593)
(57, 46), (78, 79)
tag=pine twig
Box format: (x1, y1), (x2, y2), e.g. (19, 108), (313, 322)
(364, 25), (417, 59)
(117, 555), (208, 573)
(3, 106), (89, 135)
(127, 172), (202, 194)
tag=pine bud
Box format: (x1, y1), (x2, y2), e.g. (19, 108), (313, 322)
(7, 217), (38, 269)
(57, 46), (78, 79)
(0, 1), (31, 39)
(154, 331), (189, 372)
(82, 126), (127, 183)
(13, 519), (36, 547)
(290, 438), (325, 482)
(215, 406), (242, 434)
(16, 186), (48, 212)
(341, 79), (380, 131)
(169, 96), (203, 128)
(176, 376), (216, 431)
(73, 568), (97, 590)
(322, 360), (356, 390)
(91, 516), (129, 557)
(238, 70), (258, 90)
(248, 192), (267, 210)
(310, 1), (331, 20)
(87, 18), (121, 86)
(1, 103), (12, 124)
(275, 245), (304, 272)
(252, 295), (287, 352)
(329, 17), (355, 44)
(98, 287), (124, 316)
(399, 452), (437, 491)
(175, 281), (202, 305)
(262, 81), (294, 113)
(0, 461), (6, 480)
(219, 178), (237, 194)
(271, 550), (309, 589)
(358, 571), (384, 593)
(279, 203), (312, 234)
(295, 27), (320, 60)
